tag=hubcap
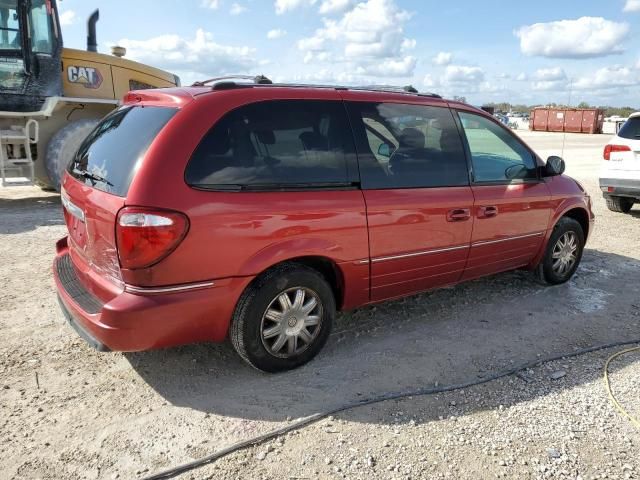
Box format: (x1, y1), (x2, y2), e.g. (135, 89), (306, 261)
(260, 287), (323, 358)
(552, 231), (578, 276)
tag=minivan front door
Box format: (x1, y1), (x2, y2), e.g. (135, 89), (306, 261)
(345, 99), (474, 302)
(456, 110), (552, 281)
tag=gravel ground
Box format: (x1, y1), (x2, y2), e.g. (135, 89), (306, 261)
(0, 131), (638, 480)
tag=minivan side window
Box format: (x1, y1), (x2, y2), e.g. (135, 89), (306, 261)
(458, 111), (536, 183)
(185, 100), (356, 189)
(346, 102), (469, 189)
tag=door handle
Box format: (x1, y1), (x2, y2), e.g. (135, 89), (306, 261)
(478, 205), (499, 218)
(447, 208), (471, 222)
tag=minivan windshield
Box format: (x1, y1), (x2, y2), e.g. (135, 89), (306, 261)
(68, 106), (177, 196)
(617, 117), (640, 140)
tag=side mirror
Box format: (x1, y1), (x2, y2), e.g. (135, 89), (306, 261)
(545, 156), (565, 176)
(505, 163), (529, 180)
(378, 143), (391, 158)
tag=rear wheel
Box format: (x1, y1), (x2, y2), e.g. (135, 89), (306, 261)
(536, 217), (585, 285)
(45, 119), (98, 191)
(605, 196), (634, 213)
(230, 263), (335, 372)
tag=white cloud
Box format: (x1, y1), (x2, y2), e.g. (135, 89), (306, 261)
(574, 66), (639, 90)
(534, 67), (566, 81)
(230, 3), (248, 15)
(298, 35), (326, 52)
(444, 65), (485, 84)
(432, 52), (452, 66)
(423, 74), (440, 89)
(296, 0), (416, 77)
(401, 38), (416, 51)
(623, 0), (640, 11)
(515, 17), (629, 58)
(319, 0), (355, 14)
(422, 65), (486, 94)
(303, 51), (332, 63)
(267, 29), (287, 39)
(516, 72), (528, 81)
(117, 29), (255, 78)
(59, 10), (76, 26)
(356, 56), (416, 77)
(201, 0), (220, 9)
(531, 67), (568, 91)
(275, 0), (316, 14)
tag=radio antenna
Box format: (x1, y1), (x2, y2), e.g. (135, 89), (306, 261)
(561, 77), (573, 159)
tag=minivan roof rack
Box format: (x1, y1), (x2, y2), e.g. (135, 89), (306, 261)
(191, 76), (441, 98)
(191, 75), (273, 88)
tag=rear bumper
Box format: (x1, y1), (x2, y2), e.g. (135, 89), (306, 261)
(53, 238), (252, 352)
(600, 178), (640, 199)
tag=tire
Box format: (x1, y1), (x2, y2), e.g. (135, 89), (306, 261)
(605, 196), (634, 213)
(230, 263), (336, 373)
(45, 119), (98, 191)
(535, 217), (585, 285)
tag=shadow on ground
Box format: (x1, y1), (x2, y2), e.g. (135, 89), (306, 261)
(0, 195), (63, 234)
(127, 249), (640, 424)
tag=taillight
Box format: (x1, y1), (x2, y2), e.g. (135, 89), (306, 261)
(116, 208), (189, 269)
(604, 144), (631, 160)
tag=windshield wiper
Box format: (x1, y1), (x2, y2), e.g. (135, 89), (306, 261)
(75, 169), (113, 187)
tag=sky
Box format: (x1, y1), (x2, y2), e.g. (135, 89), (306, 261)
(56, 0), (640, 107)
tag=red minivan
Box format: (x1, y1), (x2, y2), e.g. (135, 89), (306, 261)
(54, 78), (594, 372)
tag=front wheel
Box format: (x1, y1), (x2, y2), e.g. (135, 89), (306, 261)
(536, 217), (585, 285)
(230, 264), (335, 372)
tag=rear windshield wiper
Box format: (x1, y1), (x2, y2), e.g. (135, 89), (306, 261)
(75, 169), (114, 187)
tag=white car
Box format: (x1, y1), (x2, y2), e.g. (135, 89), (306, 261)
(600, 112), (640, 213)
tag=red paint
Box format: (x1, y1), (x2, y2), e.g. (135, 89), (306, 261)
(54, 86), (594, 352)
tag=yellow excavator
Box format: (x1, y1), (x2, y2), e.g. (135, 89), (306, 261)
(0, 0), (180, 189)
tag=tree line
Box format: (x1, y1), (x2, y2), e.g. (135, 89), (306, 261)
(482, 101), (637, 118)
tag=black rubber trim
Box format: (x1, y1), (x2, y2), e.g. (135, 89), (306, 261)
(57, 294), (110, 352)
(55, 254), (103, 314)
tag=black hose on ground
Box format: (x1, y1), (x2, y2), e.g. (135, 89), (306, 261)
(143, 338), (640, 480)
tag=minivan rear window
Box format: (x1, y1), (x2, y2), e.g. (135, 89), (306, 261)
(617, 117), (640, 140)
(185, 100), (356, 190)
(68, 106), (177, 196)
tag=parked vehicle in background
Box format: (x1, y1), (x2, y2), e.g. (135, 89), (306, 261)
(600, 112), (640, 213)
(494, 113), (509, 126)
(53, 78), (594, 372)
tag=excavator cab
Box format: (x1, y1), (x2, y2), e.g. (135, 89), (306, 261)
(1, 0), (179, 188)
(0, 0), (63, 112)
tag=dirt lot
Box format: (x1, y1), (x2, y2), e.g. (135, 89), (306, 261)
(0, 131), (638, 480)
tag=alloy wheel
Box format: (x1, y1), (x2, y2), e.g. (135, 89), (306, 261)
(551, 231), (578, 277)
(260, 287), (323, 358)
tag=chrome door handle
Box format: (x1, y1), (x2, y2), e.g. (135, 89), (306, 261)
(478, 206), (498, 218)
(447, 208), (471, 222)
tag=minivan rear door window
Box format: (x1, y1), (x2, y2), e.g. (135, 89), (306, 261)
(185, 100), (357, 190)
(346, 102), (469, 189)
(68, 106), (177, 196)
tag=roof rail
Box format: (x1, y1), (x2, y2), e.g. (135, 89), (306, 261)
(191, 75), (273, 88)
(190, 77), (441, 98)
(351, 84), (440, 97)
